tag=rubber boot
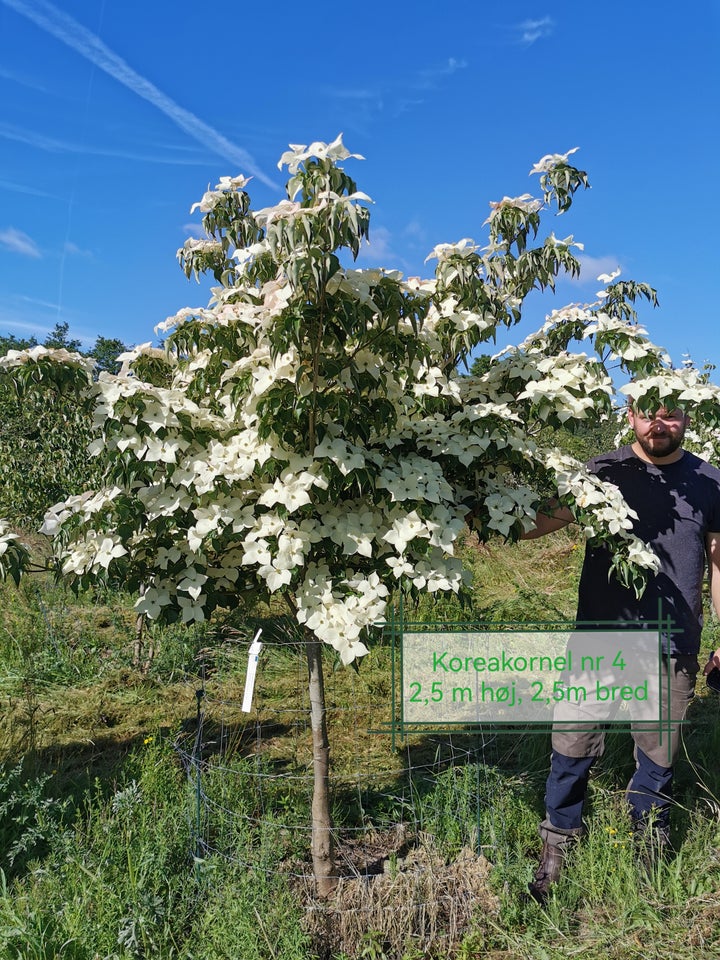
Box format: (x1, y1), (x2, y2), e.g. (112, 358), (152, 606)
(528, 841), (565, 903)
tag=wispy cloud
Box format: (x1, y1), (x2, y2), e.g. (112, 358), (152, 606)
(356, 225), (413, 273)
(0, 64), (50, 93)
(16, 294), (63, 310)
(64, 241), (93, 258)
(402, 219), (429, 252)
(0, 176), (63, 199)
(567, 254), (624, 285)
(394, 98), (426, 117)
(0, 227), (41, 258)
(0, 313), (92, 345)
(0, 315), (55, 339)
(516, 16), (554, 45)
(324, 56), (469, 119)
(403, 220), (426, 238)
(0, 121), (211, 166)
(0, 122), (76, 153)
(357, 225), (395, 263)
(328, 88), (380, 101)
(0, 0), (277, 187)
(416, 57), (468, 86)
(181, 222), (206, 239)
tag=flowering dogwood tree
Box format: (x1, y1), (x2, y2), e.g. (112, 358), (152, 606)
(3, 137), (720, 892)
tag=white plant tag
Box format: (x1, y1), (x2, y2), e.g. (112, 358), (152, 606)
(241, 629), (263, 713)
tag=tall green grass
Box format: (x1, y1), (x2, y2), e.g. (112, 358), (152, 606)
(1, 532), (719, 958)
(0, 740), (313, 960)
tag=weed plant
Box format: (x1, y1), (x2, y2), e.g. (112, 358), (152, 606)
(0, 762), (67, 878)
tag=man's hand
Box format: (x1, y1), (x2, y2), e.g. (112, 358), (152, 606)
(703, 648), (720, 675)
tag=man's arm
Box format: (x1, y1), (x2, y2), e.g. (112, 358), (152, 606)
(520, 502), (575, 540)
(704, 531), (720, 674)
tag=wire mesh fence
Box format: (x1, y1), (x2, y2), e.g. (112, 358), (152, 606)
(167, 622), (547, 955)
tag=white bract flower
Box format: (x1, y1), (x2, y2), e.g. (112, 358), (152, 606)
(0, 345), (95, 375)
(190, 190), (224, 214)
(386, 555), (415, 579)
(217, 174), (252, 191)
(529, 147), (580, 175)
(62, 531), (127, 574)
(41, 503), (74, 535)
(324, 507), (378, 557)
(382, 511), (430, 553)
(178, 595), (206, 624)
(177, 567), (208, 601)
(377, 456), (452, 505)
(258, 563), (292, 592)
(625, 540), (661, 569)
(295, 564), (386, 663)
(135, 583), (173, 619)
(140, 435), (185, 464)
(96, 537), (127, 568)
(250, 351), (297, 397)
(326, 269), (384, 309)
(410, 554), (466, 593)
(257, 468), (326, 512)
(425, 238), (477, 263)
(0, 523), (19, 556)
(253, 199), (303, 228)
(241, 538), (272, 566)
(485, 492), (521, 537)
(484, 194), (543, 225)
(277, 133), (364, 174)
(178, 237), (222, 256)
(314, 435), (366, 475)
(189, 175), (251, 214)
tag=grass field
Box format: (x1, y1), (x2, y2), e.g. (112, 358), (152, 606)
(1, 529), (719, 959)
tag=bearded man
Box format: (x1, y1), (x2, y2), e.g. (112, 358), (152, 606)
(524, 403), (720, 902)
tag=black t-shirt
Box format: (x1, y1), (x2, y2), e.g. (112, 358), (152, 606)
(577, 445), (720, 654)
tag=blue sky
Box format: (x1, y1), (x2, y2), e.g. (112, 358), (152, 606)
(1, 0), (718, 371)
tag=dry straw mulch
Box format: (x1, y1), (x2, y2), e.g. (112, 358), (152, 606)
(305, 833), (499, 959)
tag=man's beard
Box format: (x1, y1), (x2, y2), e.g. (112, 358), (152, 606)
(635, 429), (685, 460)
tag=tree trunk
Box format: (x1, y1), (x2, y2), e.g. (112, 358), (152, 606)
(304, 632), (336, 897)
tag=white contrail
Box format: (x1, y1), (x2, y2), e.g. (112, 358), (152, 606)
(1, 0), (277, 188)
